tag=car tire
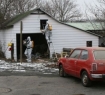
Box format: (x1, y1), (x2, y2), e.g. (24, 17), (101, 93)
(81, 71), (92, 87)
(59, 65), (64, 77)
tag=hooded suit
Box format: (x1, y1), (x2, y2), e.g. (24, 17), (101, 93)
(24, 36), (32, 62)
(43, 21), (52, 43)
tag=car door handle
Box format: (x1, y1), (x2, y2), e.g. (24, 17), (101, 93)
(75, 61), (77, 64)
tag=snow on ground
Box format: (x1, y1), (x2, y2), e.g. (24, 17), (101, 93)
(0, 59), (59, 74)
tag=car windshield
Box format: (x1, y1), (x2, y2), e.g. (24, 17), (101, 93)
(93, 50), (105, 60)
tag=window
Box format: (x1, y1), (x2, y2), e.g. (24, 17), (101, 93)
(80, 50), (88, 60)
(94, 50), (105, 60)
(40, 20), (48, 30)
(86, 41), (92, 47)
(70, 50), (81, 59)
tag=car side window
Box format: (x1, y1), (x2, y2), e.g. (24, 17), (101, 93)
(70, 50), (81, 59)
(79, 50), (88, 60)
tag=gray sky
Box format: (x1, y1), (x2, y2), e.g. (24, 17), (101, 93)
(46, 0), (99, 12)
(76, 0), (99, 18)
(46, 0), (100, 18)
(76, 0), (99, 13)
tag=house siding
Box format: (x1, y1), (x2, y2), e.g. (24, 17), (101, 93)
(0, 30), (6, 53)
(50, 23), (99, 56)
(1, 28), (14, 59)
(0, 13), (99, 60)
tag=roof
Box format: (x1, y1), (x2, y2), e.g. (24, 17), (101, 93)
(2, 9), (36, 28)
(1, 8), (102, 37)
(66, 22), (104, 31)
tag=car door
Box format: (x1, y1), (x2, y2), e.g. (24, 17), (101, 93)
(66, 49), (81, 76)
(76, 50), (88, 78)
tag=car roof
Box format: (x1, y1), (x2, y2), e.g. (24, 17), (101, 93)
(75, 47), (105, 50)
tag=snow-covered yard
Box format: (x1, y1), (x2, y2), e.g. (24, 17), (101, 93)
(0, 59), (59, 75)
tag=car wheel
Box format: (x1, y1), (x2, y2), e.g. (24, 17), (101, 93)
(59, 65), (65, 77)
(81, 71), (92, 87)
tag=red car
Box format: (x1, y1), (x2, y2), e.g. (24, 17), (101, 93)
(58, 47), (105, 87)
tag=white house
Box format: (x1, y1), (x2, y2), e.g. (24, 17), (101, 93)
(0, 8), (100, 61)
(66, 22), (104, 46)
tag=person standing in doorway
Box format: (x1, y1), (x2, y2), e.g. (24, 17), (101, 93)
(23, 36), (32, 62)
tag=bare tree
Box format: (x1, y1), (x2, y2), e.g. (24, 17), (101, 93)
(0, 0), (38, 26)
(40, 0), (82, 22)
(35, 0), (42, 8)
(0, 0), (82, 25)
(39, 0), (58, 18)
(0, 0), (14, 26)
(86, 0), (105, 31)
(12, 0), (36, 15)
(85, 0), (105, 46)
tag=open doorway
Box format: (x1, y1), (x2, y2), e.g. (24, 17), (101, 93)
(16, 33), (49, 61)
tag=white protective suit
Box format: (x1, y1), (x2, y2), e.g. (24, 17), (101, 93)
(24, 36), (32, 62)
(43, 21), (52, 43)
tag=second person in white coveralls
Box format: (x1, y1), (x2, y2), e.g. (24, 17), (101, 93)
(24, 36), (32, 62)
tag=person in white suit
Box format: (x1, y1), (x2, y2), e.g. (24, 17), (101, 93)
(42, 21), (52, 43)
(24, 36), (32, 62)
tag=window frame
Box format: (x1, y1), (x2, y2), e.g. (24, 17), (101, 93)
(86, 41), (92, 47)
(93, 50), (105, 60)
(69, 49), (81, 59)
(40, 19), (48, 30)
(79, 50), (88, 60)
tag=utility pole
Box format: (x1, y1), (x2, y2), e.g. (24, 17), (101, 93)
(20, 21), (23, 64)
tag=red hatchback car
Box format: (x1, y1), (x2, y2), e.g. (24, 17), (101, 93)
(58, 47), (105, 87)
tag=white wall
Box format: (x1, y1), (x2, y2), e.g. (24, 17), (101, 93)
(33, 15), (99, 56)
(50, 23), (99, 56)
(2, 13), (99, 60)
(0, 30), (8, 57)
(2, 28), (14, 59)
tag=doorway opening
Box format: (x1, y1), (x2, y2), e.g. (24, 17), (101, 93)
(16, 33), (49, 61)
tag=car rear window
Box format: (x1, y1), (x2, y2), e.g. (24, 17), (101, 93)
(94, 50), (105, 60)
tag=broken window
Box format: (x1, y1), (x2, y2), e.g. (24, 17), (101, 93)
(40, 20), (48, 30)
